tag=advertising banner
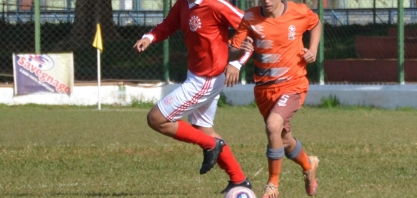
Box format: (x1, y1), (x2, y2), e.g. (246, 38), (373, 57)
(13, 53), (74, 96)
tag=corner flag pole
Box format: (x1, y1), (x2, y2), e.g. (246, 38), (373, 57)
(92, 23), (103, 110)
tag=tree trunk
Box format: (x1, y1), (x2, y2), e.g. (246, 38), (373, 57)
(56, 0), (120, 50)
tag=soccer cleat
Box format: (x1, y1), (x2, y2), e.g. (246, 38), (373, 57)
(221, 178), (252, 193)
(200, 138), (226, 174)
(262, 182), (279, 198)
(303, 156), (320, 196)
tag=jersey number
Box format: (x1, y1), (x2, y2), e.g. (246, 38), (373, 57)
(278, 95), (290, 106)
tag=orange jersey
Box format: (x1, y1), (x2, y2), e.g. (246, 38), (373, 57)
(230, 1), (319, 92)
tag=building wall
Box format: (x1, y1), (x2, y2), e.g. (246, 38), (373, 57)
(1, 84), (416, 109)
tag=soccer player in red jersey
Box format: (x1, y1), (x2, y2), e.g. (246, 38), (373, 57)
(228, 0), (322, 197)
(133, 0), (252, 193)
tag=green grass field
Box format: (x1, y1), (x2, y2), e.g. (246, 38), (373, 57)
(1, 104), (416, 197)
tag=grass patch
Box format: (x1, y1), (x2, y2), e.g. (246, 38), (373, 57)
(217, 92), (230, 108)
(0, 105), (416, 197)
(320, 95), (341, 108)
(129, 96), (156, 108)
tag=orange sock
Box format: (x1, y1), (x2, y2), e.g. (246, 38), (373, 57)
(217, 145), (246, 183)
(173, 120), (215, 150)
(267, 158), (283, 186)
(291, 149), (312, 171)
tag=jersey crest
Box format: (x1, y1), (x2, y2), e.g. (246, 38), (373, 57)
(288, 25), (296, 40)
(189, 15), (202, 32)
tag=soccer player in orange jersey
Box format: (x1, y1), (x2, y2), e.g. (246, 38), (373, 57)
(228, 0), (322, 197)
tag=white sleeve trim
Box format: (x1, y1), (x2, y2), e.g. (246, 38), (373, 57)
(239, 51), (251, 64)
(142, 34), (154, 43)
(228, 60), (242, 70)
(218, 0), (244, 18)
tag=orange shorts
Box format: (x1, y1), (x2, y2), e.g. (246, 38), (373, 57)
(254, 83), (307, 132)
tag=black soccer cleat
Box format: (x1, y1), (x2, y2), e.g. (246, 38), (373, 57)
(200, 138), (226, 174)
(221, 178), (252, 194)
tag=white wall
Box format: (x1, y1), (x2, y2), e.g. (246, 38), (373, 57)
(1, 84), (416, 109)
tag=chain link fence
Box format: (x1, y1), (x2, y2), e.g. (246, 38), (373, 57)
(1, 0), (416, 84)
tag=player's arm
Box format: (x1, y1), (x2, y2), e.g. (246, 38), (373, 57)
(133, 1), (181, 52)
(228, 19), (253, 66)
(215, 1), (253, 67)
(309, 20), (322, 51)
(302, 6), (322, 63)
(303, 20), (322, 63)
(229, 36), (253, 60)
(225, 19), (253, 87)
(216, 0), (254, 56)
(215, 2), (253, 87)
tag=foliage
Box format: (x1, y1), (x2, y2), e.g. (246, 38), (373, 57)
(320, 95), (341, 108)
(217, 92), (230, 108)
(129, 96), (156, 108)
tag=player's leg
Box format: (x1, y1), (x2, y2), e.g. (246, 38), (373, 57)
(147, 105), (219, 149)
(279, 93), (319, 196)
(146, 71), (225, 172)
(254, 86), (284, 198)
(284, 133), (319, 196)
(283, 134), (311, 172)
(189, 96), (251, 192)
(195, 125), (252, 192)
(261, 112), (284, 198)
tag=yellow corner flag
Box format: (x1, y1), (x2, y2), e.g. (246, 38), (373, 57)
(92, 23), (103, 53)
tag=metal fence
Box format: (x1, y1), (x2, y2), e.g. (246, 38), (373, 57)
(1, 0), (416, 84)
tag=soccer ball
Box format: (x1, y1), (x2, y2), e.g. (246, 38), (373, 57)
(224, 186), (257, 198)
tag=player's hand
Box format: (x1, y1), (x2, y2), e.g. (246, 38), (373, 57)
(302, 48), (317, 63)
(133, 38), (151, 52)
(240, 36), (254, 52)
(225, 64), (240, 87)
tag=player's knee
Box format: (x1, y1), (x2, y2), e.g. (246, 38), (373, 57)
(146, 112), (157, 131)
(265, 123), (283, 136)
(147, 107), (163, 130)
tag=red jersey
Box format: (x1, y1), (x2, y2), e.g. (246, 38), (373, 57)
(229, 1), (319, 92)
(145, 0), (244, 77)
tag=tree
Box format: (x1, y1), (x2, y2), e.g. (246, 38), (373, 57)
(56, 0), (120, 50)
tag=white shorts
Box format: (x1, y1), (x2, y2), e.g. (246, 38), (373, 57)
(157, 70), (225, 127)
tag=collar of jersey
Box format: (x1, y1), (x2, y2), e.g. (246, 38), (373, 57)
(188, 0), (203, 9)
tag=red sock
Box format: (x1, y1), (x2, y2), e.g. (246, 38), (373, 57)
(291, 149), (312, 171)
(217, 144), (246, 183)
(268, 158), (283, 187)
(173, 120), (215, 150)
